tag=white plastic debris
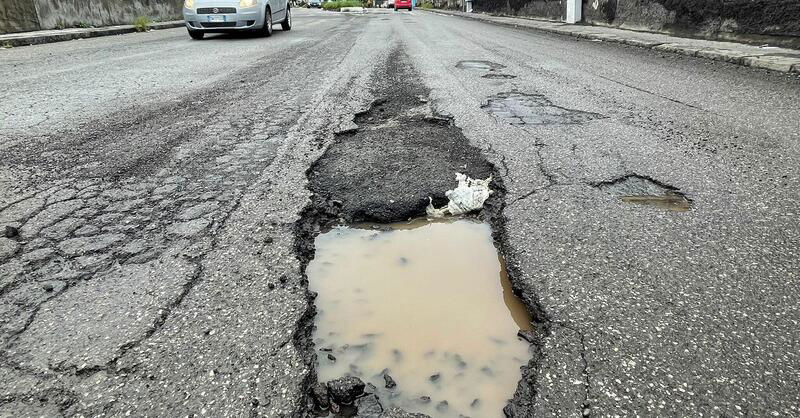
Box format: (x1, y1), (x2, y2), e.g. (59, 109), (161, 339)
(426, 173), (493, 218)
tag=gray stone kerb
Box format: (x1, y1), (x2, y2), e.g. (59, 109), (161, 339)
(423, 10), (800, 74)
(0, 21), (185, 48)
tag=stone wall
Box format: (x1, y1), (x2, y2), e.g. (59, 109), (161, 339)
(474, 0), (563, 20)
(431, 0), (465, 10)
(0, 0), (39, 32)
(583, 0), (800, 46)
(0, 0), (183, 34)
(472, 0), (800, 47)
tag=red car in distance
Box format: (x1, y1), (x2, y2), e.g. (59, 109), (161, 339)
(394, 0), (412, 11)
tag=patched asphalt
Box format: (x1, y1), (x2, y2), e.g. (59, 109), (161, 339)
(306, 49), (494, 224)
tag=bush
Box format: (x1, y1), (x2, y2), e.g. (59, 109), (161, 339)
(420, 1), (434, 8)
(322, 0), (363, 10)
(134, 16), (152, 32)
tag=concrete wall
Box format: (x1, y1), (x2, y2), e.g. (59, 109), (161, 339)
(0, 0), (183, 34)
(0, 0), (39, 32)
(474, 0), (563, 20)
(473, 0), (800, 47)
(583, 0), (800, 46)
(431, 0), (465, 10)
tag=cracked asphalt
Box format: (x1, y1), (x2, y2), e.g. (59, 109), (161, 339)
(1, 7), (799, 417)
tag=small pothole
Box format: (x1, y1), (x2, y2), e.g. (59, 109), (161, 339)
(309, 218), (532, 417)
(483, 91), (604, 126)
(482, 73), (517, 79)
(596, 175), (692, 211)
(456, 60), (507, 71)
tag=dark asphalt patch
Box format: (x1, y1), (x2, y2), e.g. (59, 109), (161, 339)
(483, 91), (605, 125)
(306, 55), (493, 224)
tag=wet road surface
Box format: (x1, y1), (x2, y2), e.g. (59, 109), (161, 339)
(1, 7), (799, 417)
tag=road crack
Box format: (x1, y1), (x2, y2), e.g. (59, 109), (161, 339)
(554, 321), (593, 417)
(594, 74), (717, 115)
(96, 191), (249, 375)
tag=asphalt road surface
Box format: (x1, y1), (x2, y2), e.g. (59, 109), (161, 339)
(1, 8), (799, 417)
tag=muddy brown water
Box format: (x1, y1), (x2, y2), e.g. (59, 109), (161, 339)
(621, 193), (692, 211)
(309, 218), (532, 417)
(596, 175), (692, 211)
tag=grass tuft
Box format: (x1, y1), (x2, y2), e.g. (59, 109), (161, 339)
(134, 16), (152, 32)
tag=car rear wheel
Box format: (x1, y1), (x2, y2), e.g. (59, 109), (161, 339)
(281, 7), (292, 30)
(260, 8), (273, 37)
(188, 29), (204, 40)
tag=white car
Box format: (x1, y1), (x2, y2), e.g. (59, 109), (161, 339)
(183, 0), (291, 39)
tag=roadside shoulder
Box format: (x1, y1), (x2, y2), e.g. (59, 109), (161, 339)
(0, 21), (185, 48)
(421, 9), (800, 74)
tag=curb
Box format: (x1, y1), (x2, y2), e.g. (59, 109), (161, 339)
(423, 10), (800, 74)
(0, 21), (185, 48)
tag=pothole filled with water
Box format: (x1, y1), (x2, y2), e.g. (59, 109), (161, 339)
(482, 73), (518, 79)
(308, 218), (532, 417)
(456, 60), (507, 71)
(483, 91), (604, 125)
(620, 193), (691, 211)
(596, 175), (692, 211)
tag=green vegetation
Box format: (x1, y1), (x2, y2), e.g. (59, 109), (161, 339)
(75, 21), (91, 28)
(420, 1), (434, 8)
(1, 41), (13, 49)
(322, 0), (363, 10)
(134, 16), (152, 32)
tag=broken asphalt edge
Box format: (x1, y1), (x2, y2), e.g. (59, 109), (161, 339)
(0, 21), (185, 48)
(292, 47), (551, 416)
(422, 10), (800, 74)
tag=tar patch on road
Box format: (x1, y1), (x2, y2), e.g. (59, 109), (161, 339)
(304, 53), (494, 225)
(483, 91), (605, 126)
